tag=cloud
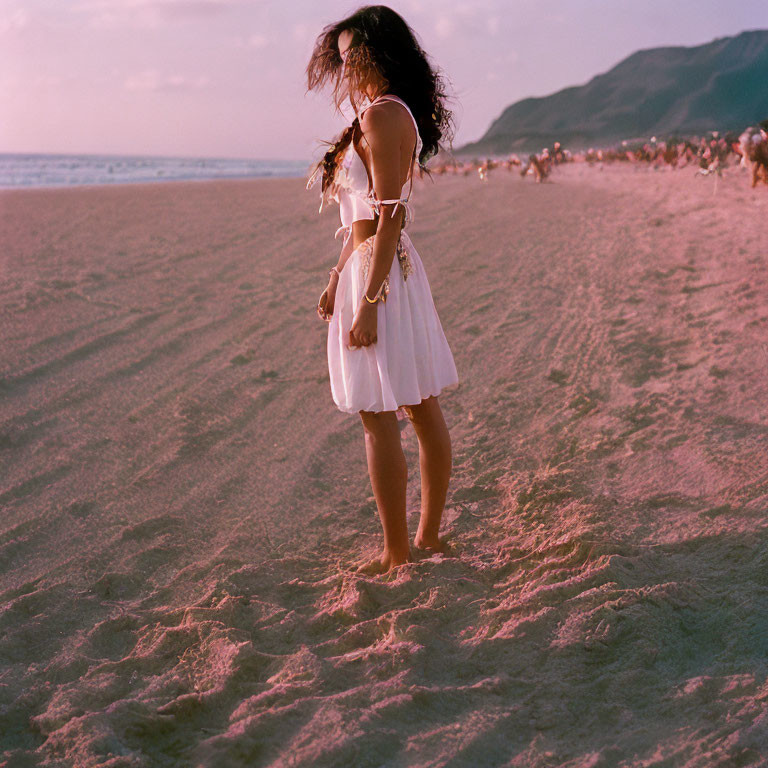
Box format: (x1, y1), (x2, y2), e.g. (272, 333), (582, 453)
(70, 0), (248, 28)
(292, 22), (311, 42)
(433, 3), (499, 40)
(72, 0), (243, 12)
(33, 74), (64, 87)
(248, 32), (267, 48)
(434, 15), (456, 40)
(0, 7), (30, 33)
(124, 69), (211, 91)
(231, 32), (269, 49)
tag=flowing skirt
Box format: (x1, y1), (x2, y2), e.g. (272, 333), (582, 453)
(327, 230), (459, 415)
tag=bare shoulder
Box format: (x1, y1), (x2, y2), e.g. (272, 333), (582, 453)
(360, 100), (413, 145)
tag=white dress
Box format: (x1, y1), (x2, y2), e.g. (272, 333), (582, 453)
(310, 94), (459, 415)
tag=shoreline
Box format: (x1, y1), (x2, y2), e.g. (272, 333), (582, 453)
(0, 174), (311, 195)
(1, 156), (758, 196)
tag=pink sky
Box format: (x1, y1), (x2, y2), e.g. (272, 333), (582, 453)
(3, 0), (767, 163)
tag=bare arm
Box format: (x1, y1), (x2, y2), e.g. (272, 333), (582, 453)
(333, 228), (356, 276)
(359, 103), (406, 302)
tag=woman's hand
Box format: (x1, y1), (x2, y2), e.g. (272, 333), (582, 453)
(348, 300), (378, 348)
(317, 277), (337, 322)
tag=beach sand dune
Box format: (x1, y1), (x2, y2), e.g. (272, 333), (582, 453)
(1, 165), (767, 766)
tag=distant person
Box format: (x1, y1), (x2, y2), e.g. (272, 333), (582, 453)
(738, 122), (768, 188)
(306, 5), (459, 575)
(520, 152), (548, 182)
(663, 141), (678, 169)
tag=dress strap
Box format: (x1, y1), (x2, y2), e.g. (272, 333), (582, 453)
(358, 93), (390, 119)
(403, 132), (418, 205)
(368, 196), (414, 229)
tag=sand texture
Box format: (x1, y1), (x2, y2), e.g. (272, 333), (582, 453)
(1, 164), (768, 767)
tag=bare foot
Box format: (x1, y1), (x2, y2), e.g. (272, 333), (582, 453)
(413, 531), (455, 558)
(355, 549), (413, 575)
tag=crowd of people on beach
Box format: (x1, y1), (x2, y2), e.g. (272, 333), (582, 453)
(431, 120), (768, 189)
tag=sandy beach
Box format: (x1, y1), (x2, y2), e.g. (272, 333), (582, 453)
(2, 163), (768, 766)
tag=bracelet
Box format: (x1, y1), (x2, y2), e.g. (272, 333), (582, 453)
(363, 282), (385, 304)
(329, 266), (340, 280)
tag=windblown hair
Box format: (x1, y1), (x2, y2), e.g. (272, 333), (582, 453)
(304, 5), (456, 206)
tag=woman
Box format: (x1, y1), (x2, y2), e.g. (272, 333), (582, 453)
(305, 5), (459, 575)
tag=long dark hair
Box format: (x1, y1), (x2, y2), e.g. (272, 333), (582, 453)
(304, 5), (455, 206)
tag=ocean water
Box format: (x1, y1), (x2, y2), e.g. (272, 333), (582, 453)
(0, 152), (312, 190)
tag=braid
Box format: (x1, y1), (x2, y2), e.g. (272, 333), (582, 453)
(321, 118), (358, 193)
(306, 118), (359, 210)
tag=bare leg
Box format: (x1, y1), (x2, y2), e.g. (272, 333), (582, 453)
(356, 409), (412, 574)
(402, 396), (453, 552)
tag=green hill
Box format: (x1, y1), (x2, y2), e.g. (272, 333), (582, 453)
(457, 29), (768, 156)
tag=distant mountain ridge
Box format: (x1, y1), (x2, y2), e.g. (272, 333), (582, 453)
(457, 29), (768, 156)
